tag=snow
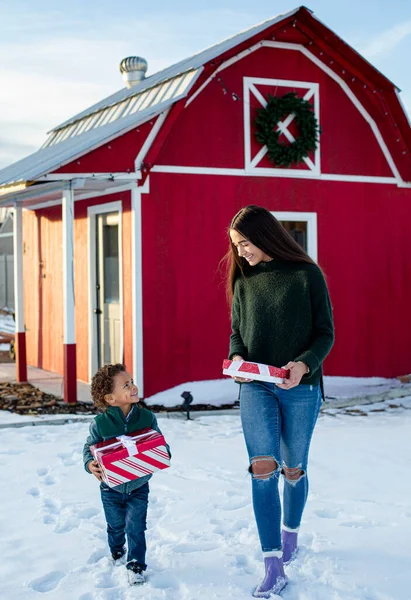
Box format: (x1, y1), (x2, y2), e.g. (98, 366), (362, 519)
(144, 376), (405, 408)
(0, 408), (411, 599)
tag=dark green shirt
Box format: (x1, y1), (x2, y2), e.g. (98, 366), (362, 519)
(229, 261), (334, 386)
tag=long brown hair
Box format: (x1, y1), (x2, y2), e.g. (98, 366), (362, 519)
(224, 205), (316, 303)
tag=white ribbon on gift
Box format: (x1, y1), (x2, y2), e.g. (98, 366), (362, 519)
(96, 430), (159, 457)
(116, 435), (138, 457)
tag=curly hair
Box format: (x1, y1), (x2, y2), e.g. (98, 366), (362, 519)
(91, 363), (126, 410)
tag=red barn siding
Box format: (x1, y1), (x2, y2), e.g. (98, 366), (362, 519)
(141, 172), (411, 398)
(157, 46), (394, 178)
(56, 119), (159, 174)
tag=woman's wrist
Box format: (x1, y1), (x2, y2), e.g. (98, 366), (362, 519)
(297, 361), (310, 375)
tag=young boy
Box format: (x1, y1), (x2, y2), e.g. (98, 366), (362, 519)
(83, 363), (170, 585)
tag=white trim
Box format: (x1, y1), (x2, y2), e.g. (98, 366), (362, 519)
(134, 110), (170, 172)
(244, 77), (320, 175)
(151, 164), (398, 184)
(39, 172), (141, 181)
(273, 211), (318, 262)
(131, 182), (149, 398)
(262, 550), (283, 559)
(87, 200), (124, 382)
(26, 183), (136, 211)
(12, 205), (24, 333)
(186, 39), (404, 185)
(282, 525), (299, 533)
(62, 186), (75, 344)
(0, 232), (13, 238)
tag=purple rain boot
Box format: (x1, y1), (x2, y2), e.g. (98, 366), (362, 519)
(282, 529), (298, 565)
(253, 555), (288, 598)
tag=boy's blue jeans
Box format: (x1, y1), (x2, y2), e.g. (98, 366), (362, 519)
(240, 381), (321, 553)
(100, 482), (149, 569)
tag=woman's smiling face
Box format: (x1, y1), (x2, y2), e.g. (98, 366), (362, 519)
(230, 229), (272, 267)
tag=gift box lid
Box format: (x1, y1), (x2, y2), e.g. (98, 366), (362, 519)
(222, 359), (290, 379)
(91, 428), (166, 466)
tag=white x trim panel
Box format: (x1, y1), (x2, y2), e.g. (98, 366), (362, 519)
(244, 77), (321, 176)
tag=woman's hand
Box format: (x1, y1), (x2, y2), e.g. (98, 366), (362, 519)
(276, 361), (308, 390)
(231, 355), (252, 383)
(88, 460), (103, 481)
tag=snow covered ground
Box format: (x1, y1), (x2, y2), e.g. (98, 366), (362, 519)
(144, 376), (405, 408)
(0, 408), (410, 600)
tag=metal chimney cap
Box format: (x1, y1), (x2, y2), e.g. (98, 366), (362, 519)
(120, 56), (148, 87)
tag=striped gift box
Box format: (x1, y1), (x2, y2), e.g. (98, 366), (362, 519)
(222, 359), (290, 384)
(91, 428), (170, 488)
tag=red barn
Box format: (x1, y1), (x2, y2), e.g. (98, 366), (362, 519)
(0, 6), (410, 402)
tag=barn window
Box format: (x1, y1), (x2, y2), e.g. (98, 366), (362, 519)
(272, 212), (318, 262)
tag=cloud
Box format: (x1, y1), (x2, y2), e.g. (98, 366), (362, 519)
(358, 20), (411, 58)
(0, 7), (257, 168)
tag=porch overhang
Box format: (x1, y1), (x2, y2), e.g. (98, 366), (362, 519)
(0, 175), (139, 209)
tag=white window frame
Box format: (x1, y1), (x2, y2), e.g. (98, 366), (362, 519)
(87, 201), (124, 382)
(273, 211), (318, 263)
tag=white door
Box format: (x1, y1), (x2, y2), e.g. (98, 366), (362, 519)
(95, 212), (121, 367)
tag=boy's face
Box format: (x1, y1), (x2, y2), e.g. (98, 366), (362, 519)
(105, 371), (139, 408)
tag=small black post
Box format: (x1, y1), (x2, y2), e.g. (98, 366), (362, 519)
(180, 391), (193, 420)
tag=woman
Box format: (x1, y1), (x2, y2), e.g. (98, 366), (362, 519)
(226, 205), (334, 598)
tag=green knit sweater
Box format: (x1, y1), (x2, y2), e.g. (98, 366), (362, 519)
(229, 261), (334, 386)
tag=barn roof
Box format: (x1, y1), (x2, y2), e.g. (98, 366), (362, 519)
(0, 7), (300, 189)
(0, 5), (409, 193)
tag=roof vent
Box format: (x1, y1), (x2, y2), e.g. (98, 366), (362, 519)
(120, 56), (148, 88)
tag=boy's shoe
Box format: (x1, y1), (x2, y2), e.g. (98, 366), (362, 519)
(111, 548), (126, 562)
(253, 556), (288, 598)
(126, 560), (146, 585)
(281, 529), (298, 565)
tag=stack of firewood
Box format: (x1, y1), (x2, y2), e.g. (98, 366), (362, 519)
(0, 382), (99, 415)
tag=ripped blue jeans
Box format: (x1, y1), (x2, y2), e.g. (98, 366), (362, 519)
(240, 381), (322, 553)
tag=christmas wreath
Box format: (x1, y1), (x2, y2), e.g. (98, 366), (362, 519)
(254, 92), (320, 168)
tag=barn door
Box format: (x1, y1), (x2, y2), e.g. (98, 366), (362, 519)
(95, 212), (122, 368)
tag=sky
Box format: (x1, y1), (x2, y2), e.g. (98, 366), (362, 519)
(0, 0), (410, 169)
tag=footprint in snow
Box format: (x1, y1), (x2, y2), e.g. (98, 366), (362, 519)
(43, 474), (56, 486)
(42, 496), (60, 515)
(150, 571), (180, 590)
(173, 541), (219, 553)
(29, 570), (65, 593)
(57, 451), (79, 467)
(27, 487), (40, 497)
(54, 516), (81, 534)
(37, 467), (48, 476)
(77, 506), (100, 519)
(87, 548), (107, 565)
(340, 519), (374, 529)
(313, 507), (341, 519)
(94, 570), (116, 589)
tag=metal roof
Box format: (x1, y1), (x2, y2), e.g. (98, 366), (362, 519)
(0, 103), (167, 187)
(0, 7), (300, 189)
(52, 7), (300, 132)
(43, 69), (199, 149)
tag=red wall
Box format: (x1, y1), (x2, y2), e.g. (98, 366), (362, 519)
(157, 46), (394, 178)
(141, 173), (411, 397)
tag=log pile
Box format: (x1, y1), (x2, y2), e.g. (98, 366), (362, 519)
(0, 382), (99, 415)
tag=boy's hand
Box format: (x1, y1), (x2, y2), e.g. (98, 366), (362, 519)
(88, 460), (103, 481)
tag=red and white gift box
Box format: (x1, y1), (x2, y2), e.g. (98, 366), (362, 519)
(91, 428), (170, 488)
(222, 359), (290, 384)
